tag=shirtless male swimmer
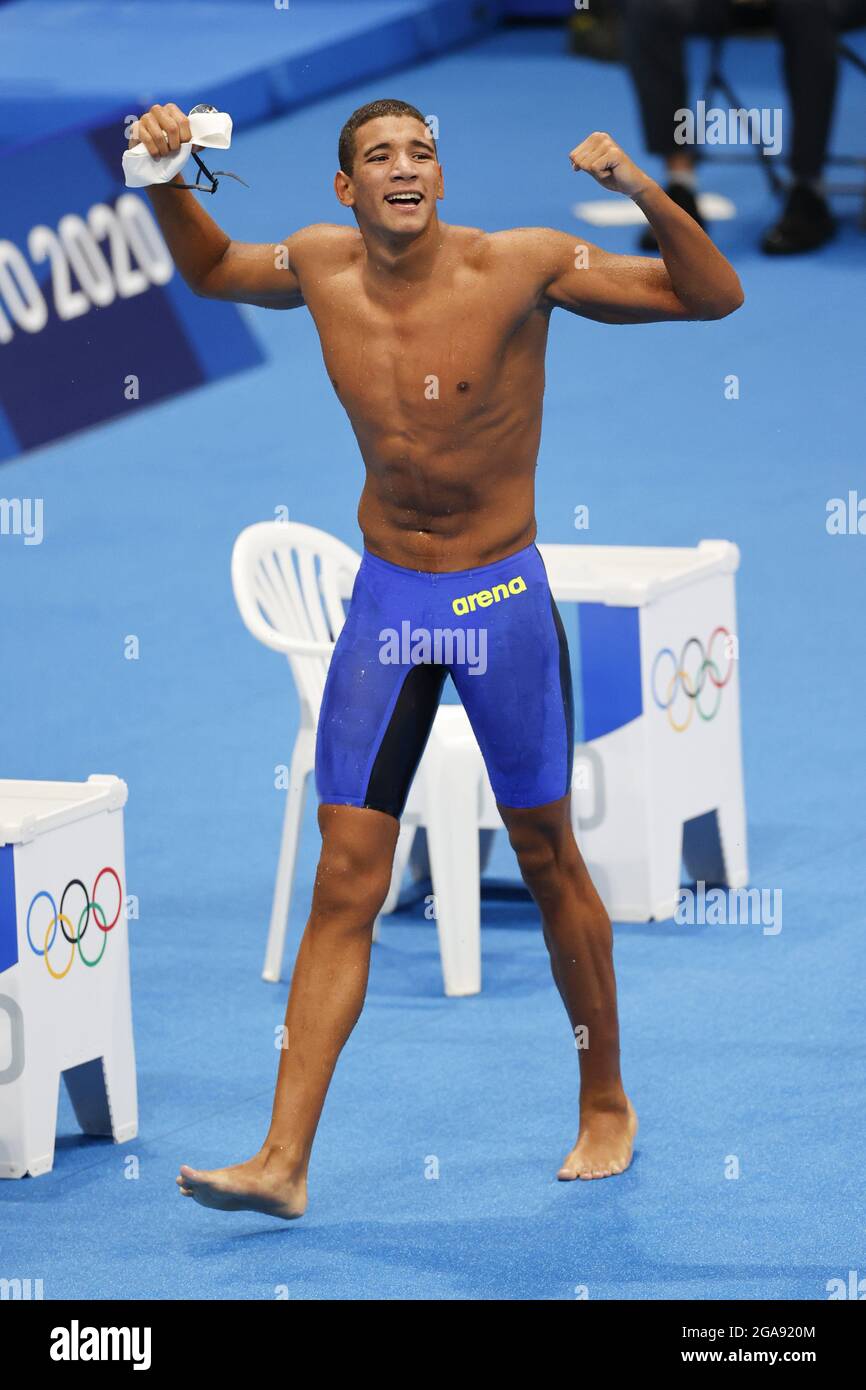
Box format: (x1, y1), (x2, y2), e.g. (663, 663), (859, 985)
(129, 98), (743, 1219)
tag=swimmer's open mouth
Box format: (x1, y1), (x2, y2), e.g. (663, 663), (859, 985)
(384, 192), (423, 205)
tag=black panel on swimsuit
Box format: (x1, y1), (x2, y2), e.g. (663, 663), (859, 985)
(549, 593), (575, 797)
(364, 662), (449, 819)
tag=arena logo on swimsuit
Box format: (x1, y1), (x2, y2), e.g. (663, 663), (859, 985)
(452, 575), (527, 616)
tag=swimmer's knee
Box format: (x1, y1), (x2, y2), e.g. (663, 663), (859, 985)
(508, 824), (579, 896)
(311, 818), (396, 921)
(502, 808), (594, 906)
(521, 846), (581, 904)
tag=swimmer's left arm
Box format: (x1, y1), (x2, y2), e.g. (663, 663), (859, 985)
(537, 133), (744, 324)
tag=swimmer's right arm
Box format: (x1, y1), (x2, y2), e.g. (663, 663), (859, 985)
(130, 103), (306, 310)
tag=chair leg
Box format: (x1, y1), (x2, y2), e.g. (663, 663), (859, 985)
(479, 828), (496, 875)
(23, 1066), (61, 1177)
(649, 818), (685, 924)
(409, 826), (431, 880)
(703, 38), (786, 197)
(262, 732), (314, 983)
(380, 821), (415, 916)
(424, 751), (483, 997)
(717, 795), (749, 890)
(373, 821), (416, 943)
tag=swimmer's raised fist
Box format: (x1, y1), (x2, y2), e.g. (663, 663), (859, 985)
(128, 102), (203, 157)
(568, 132), (652, 198)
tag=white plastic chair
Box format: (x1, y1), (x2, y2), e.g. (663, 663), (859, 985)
(233, 525), (747, 997)
(231, 521), (493, 995)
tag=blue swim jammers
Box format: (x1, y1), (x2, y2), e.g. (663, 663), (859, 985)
(314, 540), (574, 817)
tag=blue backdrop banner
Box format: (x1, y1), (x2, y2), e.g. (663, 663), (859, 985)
(0, 109), (264, 462)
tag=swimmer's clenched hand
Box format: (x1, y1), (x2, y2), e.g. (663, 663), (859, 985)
(535, 125), (743, 322)
(132, 101), (320, 311)
(128, 102), (204, 156)
(568, 132), (652, 199)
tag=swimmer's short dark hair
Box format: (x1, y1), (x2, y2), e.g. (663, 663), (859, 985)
(338, 99), (436, 175)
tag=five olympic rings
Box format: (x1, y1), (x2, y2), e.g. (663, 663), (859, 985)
(26, 867), (122, 979)
(651, 628), (734, 732)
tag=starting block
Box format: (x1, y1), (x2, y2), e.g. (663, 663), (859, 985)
(540, 539), (749, 922)
(0, 775), (137, 1178)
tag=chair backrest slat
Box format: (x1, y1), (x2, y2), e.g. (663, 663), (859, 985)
(231, 522), (361, 721)
(255, 550), (300, 638)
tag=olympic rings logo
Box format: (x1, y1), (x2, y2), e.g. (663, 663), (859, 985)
(651, 627), (734, 732)
(25, 867), (123, 979)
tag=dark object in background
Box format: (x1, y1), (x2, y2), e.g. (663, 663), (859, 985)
(639, 181), (706, 250)
(761, 183), (838, 253)
(566, 0), (772, 64)
(567, 0), (623, 61)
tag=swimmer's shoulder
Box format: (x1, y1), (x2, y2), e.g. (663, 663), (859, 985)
(484, 226), (581, 274)
(446, 224), (568, 298)
(284, 222), (364, 277)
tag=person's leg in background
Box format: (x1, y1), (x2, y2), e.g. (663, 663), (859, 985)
(763, 0), (866, 253)
(620, 0), (730, 250)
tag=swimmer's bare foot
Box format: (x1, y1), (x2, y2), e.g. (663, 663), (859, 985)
(557, 1095), (638, 1181)
(176, 1143), (308, 1219)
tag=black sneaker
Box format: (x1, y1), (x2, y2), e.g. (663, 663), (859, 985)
(639, 182), (704, 252)
(761, 184), (836, 255)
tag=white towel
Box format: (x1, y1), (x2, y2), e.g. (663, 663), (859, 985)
(122, 110), (233, 188)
